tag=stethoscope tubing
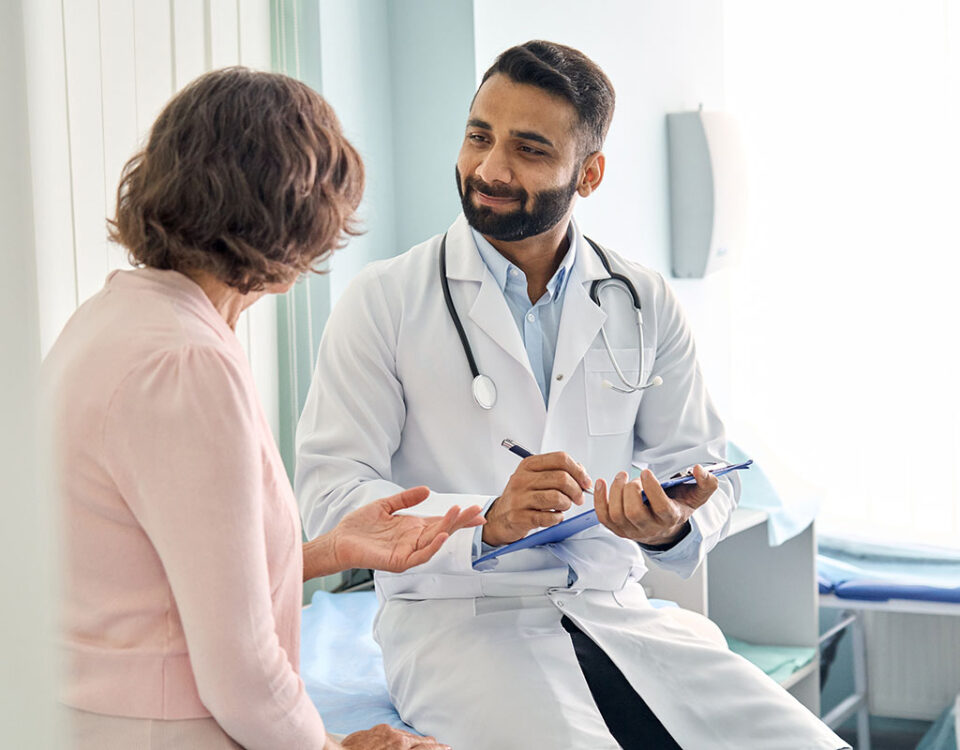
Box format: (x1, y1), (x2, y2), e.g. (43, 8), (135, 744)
(440, 233), (653, 408)
(439, 235), (481, 380)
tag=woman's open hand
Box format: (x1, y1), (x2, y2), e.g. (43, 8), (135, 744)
(329, 487), (485, 573)
(336, 723), (451, 749)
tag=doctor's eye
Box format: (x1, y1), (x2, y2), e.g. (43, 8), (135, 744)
(518, 145), (547, 156)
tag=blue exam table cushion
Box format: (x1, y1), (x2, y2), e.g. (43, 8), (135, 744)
(833, 580), (960, 604)
(300, 590), (412, 736)
(818, 543), (960, 604)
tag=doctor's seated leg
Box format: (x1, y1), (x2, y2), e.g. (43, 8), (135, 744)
(559, 615), (682, 749)
(378, 597), (625, 750)
(375, 594), (737, 749)
(378, 589), (851, 750)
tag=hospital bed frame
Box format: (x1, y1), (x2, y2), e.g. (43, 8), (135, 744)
(819, 589), (960, 750)
(818, 601), (871, 750)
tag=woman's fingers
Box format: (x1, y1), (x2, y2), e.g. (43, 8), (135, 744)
(435, 505), (460, 534)
(380, 486), (432, 514)
(454, 505), (486, 529)
(421, 505), (485, 542)
(401, 532), (449, 569)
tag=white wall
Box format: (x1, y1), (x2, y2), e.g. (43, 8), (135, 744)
(471, 0), (735, 414)
(23, 0), (280, 437)
(0, 1), (63, 744)
(723, 0), (960, 547)
(315, 0), (477, 304)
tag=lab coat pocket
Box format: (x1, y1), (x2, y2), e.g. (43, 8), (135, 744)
(583, 347), (650, 436)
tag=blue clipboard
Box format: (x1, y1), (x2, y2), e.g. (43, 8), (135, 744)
(472, 459), (753, 569)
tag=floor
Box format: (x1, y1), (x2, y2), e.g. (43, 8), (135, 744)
(837, 717), (934, 750)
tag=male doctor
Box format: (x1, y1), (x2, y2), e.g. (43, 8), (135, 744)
(297, 41), (846, 750)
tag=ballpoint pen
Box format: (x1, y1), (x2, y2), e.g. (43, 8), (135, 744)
(500, 439), (594, 496)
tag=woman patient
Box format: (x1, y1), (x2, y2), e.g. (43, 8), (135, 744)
(43, 67), (481, 750)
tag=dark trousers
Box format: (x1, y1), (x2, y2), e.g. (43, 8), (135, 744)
(561, 615), (683, 750)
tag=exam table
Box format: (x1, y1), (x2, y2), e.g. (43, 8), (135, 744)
(817, 543), (960, 750)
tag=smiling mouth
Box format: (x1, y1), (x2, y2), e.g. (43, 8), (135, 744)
(474, 191), (521, 208)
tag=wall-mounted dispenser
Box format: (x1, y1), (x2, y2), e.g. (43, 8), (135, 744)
(666, 109), (747, 278)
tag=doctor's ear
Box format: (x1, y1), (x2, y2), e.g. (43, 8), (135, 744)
(578, 152), (605, 197)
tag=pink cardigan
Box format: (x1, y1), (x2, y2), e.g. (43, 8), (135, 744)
(44, 268), (327, 748)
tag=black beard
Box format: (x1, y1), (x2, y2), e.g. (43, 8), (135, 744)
(455, 166), (580, 242)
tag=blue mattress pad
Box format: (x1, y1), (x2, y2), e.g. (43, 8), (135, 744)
(817, 544), (960, 604)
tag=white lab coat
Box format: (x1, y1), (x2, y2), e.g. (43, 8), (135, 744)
(296, 215), (846, 749)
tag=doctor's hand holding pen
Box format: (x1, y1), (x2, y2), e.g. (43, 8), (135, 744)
(483, 452), (593, 546)
(303, 487), (486, 580)
(594, 467), (719, 547)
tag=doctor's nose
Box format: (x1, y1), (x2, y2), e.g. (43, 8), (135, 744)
(474, 146), (513, 186)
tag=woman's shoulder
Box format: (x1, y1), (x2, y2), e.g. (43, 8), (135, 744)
(43, 269), (247, 414)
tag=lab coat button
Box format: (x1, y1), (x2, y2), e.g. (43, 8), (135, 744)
(555, 374), (563, 381)
(557, 600), (565, 608)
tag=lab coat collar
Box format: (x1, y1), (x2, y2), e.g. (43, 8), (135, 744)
(443, 214), (487, 282)
(549, 219), (609, 408)
(570, 218), (612, 286)
(441, 214), (536, 382)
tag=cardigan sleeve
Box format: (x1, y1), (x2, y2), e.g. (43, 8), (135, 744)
(102, 345), (327, 749)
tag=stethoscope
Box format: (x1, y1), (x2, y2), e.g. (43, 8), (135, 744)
(440, 233), (663, 410)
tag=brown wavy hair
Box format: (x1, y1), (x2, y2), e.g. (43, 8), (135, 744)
(109, 67), (364, 293)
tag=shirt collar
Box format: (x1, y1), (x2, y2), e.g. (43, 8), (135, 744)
(471, 222), (578, 302)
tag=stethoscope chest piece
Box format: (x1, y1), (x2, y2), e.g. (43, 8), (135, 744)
(472, 374), (497, 410)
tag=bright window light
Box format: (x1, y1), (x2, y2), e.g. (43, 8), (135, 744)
(723, 0), (960, 549)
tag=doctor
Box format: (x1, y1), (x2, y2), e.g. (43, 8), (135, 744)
(297, 41), (845, 749)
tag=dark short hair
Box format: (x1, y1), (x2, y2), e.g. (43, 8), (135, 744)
(479, 41), (615, 155)
(109, 67), (364, 293)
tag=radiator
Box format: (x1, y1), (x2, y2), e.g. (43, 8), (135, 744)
(863, 610), (960, 719)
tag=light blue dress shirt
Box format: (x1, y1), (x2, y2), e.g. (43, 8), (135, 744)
(471, 225), (577, 405)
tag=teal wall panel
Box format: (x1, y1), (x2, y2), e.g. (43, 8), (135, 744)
(274, 0), (477, 481)
(387, 0), (476, 251)
(272, 0), (476, 598)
